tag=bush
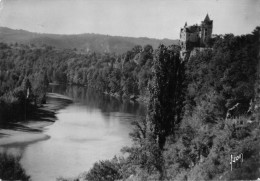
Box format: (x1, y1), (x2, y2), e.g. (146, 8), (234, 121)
(84, 158), (122, 181)
(0, 153), (30, 180)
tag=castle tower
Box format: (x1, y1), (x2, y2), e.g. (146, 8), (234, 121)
(200, 14), (213, 46)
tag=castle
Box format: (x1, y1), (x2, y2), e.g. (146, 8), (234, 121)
(180, 14), (213, 59)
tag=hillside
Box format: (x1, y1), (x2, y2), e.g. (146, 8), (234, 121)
(0, 27), (178, 54)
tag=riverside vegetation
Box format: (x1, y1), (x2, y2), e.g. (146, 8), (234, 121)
(0, 27), (259, 180)
(0, 44), (49, 180)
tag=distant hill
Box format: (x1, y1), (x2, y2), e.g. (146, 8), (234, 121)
(0, 27), (179, 54)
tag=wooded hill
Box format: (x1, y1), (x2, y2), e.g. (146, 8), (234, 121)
(0, 27), (178, 54)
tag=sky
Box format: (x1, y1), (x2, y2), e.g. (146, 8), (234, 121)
(0, 0), (259, 39)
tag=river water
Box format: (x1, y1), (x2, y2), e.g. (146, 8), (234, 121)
(0, 85), (146, 181)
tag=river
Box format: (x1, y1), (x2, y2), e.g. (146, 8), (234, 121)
(0, 85), (146, 181)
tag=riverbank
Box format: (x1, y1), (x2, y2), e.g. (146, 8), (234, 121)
(0, 93), (72, 147)
(54, 83), (149, 104)
(104, 91), (149, 104)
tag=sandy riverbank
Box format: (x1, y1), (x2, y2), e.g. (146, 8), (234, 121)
(0, 93), (73, 147)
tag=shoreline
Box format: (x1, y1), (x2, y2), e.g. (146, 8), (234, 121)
(104, 91), (149, 104)
(0, 93), (73, 147)
(51, 83), (149, 104)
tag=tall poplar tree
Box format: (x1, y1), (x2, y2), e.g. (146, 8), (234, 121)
(148, 44), (185, 149)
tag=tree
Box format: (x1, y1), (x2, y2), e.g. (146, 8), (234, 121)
(121, 118), (164, 180)
(109, 68), (121, 94)
(32, 71), (49, 105)
(148, 44), (185, 149)
(84, 158), (122, 181)
(13, 77), (32, 103)
(0, 153), (30, 181)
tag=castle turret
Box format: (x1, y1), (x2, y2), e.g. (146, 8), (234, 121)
(200, 14), (213, 46)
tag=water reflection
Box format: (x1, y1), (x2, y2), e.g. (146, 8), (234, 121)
(50, 85), (146, 116)
(0, 146), (25, 156)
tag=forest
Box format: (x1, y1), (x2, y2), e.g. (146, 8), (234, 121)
(0, 40), (156, 108)
(0, 26), (259, 180)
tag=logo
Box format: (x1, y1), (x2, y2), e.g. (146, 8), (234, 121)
(230, 153), (243, 171)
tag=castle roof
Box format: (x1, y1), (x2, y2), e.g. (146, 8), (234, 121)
(204, 14), (210, 22)
(185, 25), (199, 33)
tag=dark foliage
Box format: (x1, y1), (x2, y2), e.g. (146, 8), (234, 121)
(149, 44), (185, 149)
(164, 27), (260, 180)
(0, 153), (30, 181)
(84, 158), (122, 181)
